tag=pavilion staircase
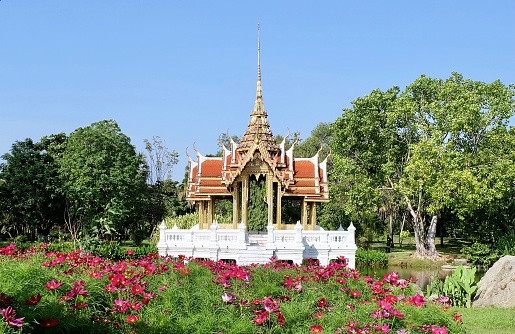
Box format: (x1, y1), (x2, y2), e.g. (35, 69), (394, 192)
(236, 232), (273, 266)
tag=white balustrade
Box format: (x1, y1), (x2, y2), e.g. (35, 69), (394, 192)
(158, 220), (357, 268)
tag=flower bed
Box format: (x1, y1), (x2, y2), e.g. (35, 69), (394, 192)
(0, 243), (464, 333)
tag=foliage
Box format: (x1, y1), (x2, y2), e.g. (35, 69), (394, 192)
(0, 134), (67, 240)
(426, 265), (478, 308)
(493, 231), (515, 256)
(59, 120), (148, 243)
(0, 243), (465, 333)
(330, 73), (515, 258)
(247, 177), (268, 232)
(355, 249), (388, 267)
(143, 136), (179, 184)
(399, 230), (411, 247)
(461, 242), (501, 268)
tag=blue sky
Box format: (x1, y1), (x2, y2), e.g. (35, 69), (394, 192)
(1, 1), (514, 180)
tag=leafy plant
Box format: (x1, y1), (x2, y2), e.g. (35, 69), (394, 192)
(461, 242), (501, 268)
(426, 265), (478, 308)
(355, 249), (388, 267)
(494, 231), (515, 256)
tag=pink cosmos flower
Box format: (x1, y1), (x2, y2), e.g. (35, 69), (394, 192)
(276, 311), (286, 326)
(373, 324), (391, 332)
(349, 290), (362, 298)
(45, 279), (63, 291)
(430, 325), (448, 334)
(126, 314), (139, 324)
(1, 306), (24, 328)
(310, 324), (323, 334)
(71, 301), (88, 310)
(24, 293), (42, 306)
(221, 293), (235, 304)
(252, 310), (269, 325)
(406, 294), (426, 307)
(40, 317), (59, 328)
(262, 296), (280, 312)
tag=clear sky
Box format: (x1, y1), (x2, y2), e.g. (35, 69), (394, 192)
(1, 1), (514, 180)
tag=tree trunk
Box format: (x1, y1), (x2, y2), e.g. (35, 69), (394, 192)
(425, 215), (438, 258)
(404, 195), (439, 259)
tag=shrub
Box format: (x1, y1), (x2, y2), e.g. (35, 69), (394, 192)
(426, 265), (478, 308)
(494, 231), (515, 256)
(355, 249), (388, 267)
(130, 229), (146, 246)
(461, 242), (500, 268)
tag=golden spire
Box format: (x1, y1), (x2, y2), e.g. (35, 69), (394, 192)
(238, 24), (279, 154)
(254, 23), (263, 114)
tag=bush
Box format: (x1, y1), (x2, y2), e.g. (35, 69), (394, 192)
(130, 229), (146, 246)
(355, 249), (388, 267)
(494, 231), (515, 256)
(426, 265), (478, 308)
(461, 241), (500, 268)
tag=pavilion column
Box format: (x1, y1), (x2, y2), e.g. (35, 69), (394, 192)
(301, 198), (308, 229)
(241, 175), (249, 231)
(266, 175), (274, 226)
(309, 202), (317, 230)
(199, 201), (208, 230)
(276, 185), (282, 230)
(207, 197), (214, 225)
(232, 183), (240, 228)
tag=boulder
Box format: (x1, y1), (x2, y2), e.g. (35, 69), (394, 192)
(472, 255), (515, 307)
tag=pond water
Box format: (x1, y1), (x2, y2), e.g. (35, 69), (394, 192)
(357, 266), (485, 292)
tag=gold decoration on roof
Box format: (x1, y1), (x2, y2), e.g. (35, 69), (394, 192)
(238, 23), (280, 154)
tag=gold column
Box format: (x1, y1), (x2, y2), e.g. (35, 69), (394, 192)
(207, 197), (214, 226)
(232, 183), (240, 228)
(266, 174), (274, 226)
(309, 202), (317, 230)
(242, 175), (249, 230)
(301, 198), (308, 229)
(275, 185), (282, 230)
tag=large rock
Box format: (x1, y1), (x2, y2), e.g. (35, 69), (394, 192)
(473, 255), (515, 307)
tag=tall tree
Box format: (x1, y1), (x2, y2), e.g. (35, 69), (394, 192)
(331, 73), (515, 258)
(0, 134), (67, 240)
(59, 120), (148, 244)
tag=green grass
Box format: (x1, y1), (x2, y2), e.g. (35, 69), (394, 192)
(461, 307), (515, 334)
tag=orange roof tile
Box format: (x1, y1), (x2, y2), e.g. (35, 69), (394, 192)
(201, 160), (223, 177)
(294, 160), (315, 178)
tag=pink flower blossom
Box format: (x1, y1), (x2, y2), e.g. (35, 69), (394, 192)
(1, 306), (24, 328)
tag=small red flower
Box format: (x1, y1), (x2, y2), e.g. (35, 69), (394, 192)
(349, 290), (362, 298)
(24, 294), (42, 306)
(45, 279), (63, 291)
(71, 301), (88, 310)
(310, 324), (323, 333)
(125, 250), (135, 255)
(40, 317), (59, 328)
(126, 314), (139, 324)
(130, 284), (145, 295)
(317, 298), (327, 308)
(453, 312), (463, 323)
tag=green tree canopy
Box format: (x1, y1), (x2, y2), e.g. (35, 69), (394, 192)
(331, 73), (515, 258)
(59, 120), (148, 243)
(0, 134), (67, 240)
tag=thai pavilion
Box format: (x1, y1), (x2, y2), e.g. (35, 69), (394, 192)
(158, 27), (357, 267)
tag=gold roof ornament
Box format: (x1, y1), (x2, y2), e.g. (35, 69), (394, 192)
(238, 23), (280, 154)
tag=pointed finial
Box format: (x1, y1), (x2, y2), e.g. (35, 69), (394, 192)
(257, 23), (261, 82)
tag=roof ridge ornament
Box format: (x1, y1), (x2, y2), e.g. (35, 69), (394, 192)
(238, 24), (280, 154)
